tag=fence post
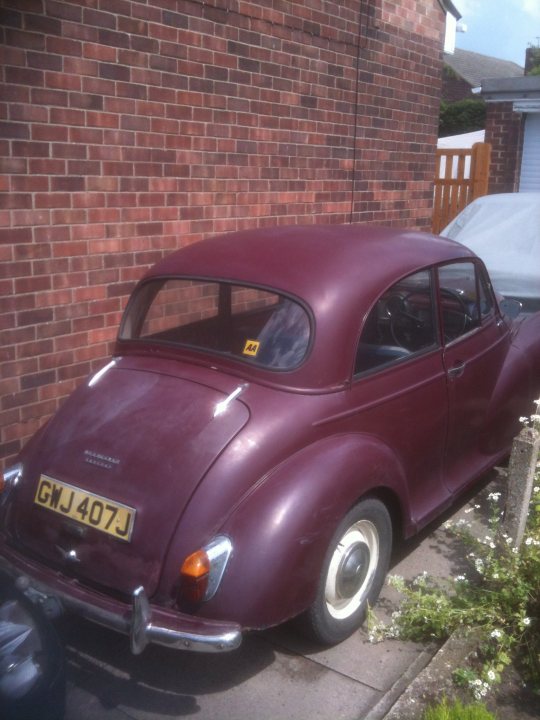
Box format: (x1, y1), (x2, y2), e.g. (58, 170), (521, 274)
(501, 414), (540, 548)
(470, 142), (491, 200)
(432, 143), (491, 234)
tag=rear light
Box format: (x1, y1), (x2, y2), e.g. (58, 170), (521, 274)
(179, 535), (232, 606)
(1, 464), (22, 507)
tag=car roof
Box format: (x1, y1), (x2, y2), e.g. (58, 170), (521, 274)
(139, 224), (476, 390)
(146, 224), (472, 301)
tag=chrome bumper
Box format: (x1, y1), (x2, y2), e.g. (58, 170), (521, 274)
(0, 552), (242, 655)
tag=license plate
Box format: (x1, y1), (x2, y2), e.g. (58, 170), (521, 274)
(34, 475), (135, 542)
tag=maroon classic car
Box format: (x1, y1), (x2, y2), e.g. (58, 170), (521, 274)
(2, 224), (540, 655)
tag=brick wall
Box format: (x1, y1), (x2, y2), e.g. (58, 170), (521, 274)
(484, 101), (524, 193)
(0, 0), (446, 468)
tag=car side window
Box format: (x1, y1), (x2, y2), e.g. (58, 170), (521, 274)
(355, 269), (437, 375)
(478, 267), (495, 318)
(437, 262), (481, 343)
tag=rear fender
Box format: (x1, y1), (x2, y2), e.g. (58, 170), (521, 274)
(204, 433), (409, 629)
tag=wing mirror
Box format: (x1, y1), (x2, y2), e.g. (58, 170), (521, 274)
(499, 298), (522, 320)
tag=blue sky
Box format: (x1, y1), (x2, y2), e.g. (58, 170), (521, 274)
(453, 0), (540, 67)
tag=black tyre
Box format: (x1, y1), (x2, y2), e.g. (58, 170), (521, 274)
(302, 498), (392, 645)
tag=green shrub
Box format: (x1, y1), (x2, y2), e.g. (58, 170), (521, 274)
(369, 460), (540, 699)
(439, 99), (486, 137)
(423, 696), (495, 720)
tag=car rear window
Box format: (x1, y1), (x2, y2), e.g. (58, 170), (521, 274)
(119, 278), (311, 371)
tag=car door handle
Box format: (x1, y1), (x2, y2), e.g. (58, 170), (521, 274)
(447, 362), (466, 379)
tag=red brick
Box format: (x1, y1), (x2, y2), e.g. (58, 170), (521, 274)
(86, 111), (119, 128)
(31, 124), (69, 142)
(83, 42), (117, 62)
(83, 8), (116, 30)
(46, 71), (81, 92)
(58, 362), (91, 381)
(20, 370), (57, 391)
(0, 193), (32, 210)
(50, 240), (88, 258)
(27, 159), (66, 176)
(33, 225), (69, 243)
(51, 107), (85, 126)
(44, 37), (83, 62)
(9, 104), (48, 122)
(4, 29), (45, 51)
(31, 88), (68, 107)
(52, 143), (87, 159)
(0, 121), (30, 139)
(39, 350), (75, 372)
(46, 1), (83, 22)
(35, 193), (72, 209)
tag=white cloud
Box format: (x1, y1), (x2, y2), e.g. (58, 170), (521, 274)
(520, 0), (540, 21)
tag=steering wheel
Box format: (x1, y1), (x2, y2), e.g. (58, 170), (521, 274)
(439, 288), (472, 342)
(386, 294), (427, 350)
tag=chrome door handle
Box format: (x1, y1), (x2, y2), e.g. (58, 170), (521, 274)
(447, 362), (465, 379)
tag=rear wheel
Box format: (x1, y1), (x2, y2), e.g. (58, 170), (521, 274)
(302, 498), (392, 645)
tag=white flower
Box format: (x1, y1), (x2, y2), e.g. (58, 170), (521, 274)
(491, 629), (502, 639)
(523, 617), (531, 626)
(488, 492), (501, 501)
(474, 558), (485, 573)
(525, 537), (533, 546)
(487, 670), (496, 681)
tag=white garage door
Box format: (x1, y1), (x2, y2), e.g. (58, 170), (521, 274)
(519, 112), (540, 191)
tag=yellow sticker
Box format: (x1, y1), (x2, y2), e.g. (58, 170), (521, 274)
(242, 339), (260, 357)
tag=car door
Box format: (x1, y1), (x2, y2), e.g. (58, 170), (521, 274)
(439, 261), (511, 493)
(351, 268), (451, 529)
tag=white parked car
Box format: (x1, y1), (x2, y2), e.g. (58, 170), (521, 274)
(442, 193), (540, 312)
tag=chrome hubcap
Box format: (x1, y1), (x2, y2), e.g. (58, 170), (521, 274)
(325, 519), (379, 620)
(336, 541), (370, 599)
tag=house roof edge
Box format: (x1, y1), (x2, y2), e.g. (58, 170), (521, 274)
(438, 0), (461, 20)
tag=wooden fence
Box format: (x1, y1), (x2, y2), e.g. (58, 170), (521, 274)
(432, 142), (491, 234)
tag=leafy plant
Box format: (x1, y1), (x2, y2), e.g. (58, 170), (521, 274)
(439, 99), (486, 137)
(526, 46), (540, 76)
(370, 461), (540, 700)
(422, 696), (496, 720)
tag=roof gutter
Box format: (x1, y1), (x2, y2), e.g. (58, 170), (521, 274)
(438, 0), (461, 20)
(480, 76), (540, 112)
